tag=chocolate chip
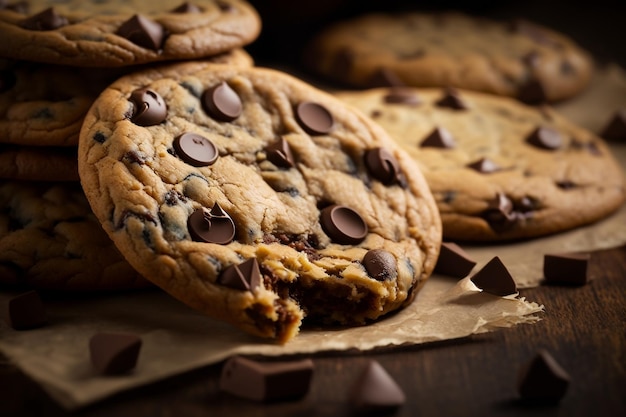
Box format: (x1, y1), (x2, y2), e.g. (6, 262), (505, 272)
(525, 126), (562, 150)
(116, 14), (165, 51)
(89, 332), (142, 375)
(188, 203), (236, 245)
(320, 205), (367, 245)
(173, 132), (219, 166)
(7, 291), (47, 330)
(600, 109), (626, 142)
(265, 137), (295, 168)
(129, 88), (167, 126)
(170, 2), (202, 13)
(1, 1), (28, 13)
(218, 258), (262, 291)
(556, 180), (577, 190)
(295, 102), (334, 135)
(202, 81), (242, 122)
(362, 249), (397, 281)
(383, 88), (421, 105)
(19, 7), (67, 31)
(521, 51), (540, 68)
(543, 253), (590, 286)
(219, 356), (314, 402)
(0, 69), (16, 93)
(517, 78), (547, 105)
(517, 350), (570, 402)
(364, 147), (405, 186)
(482, 192), (517, 227)
(435, 87), (468, 110)
(216, 0), (234, 12)
(349, 360), (405, 412)
(467, 157), (500, 173)
(470, 256), (517, 296)
(368, 68), (406, 88)
(420, 126), (456, 148)
(434, 242), (477, 278)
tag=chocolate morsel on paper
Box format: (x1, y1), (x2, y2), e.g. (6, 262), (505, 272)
(435, 87), (468, 110)
(219, 356), (314, 402)
(517, 78), (548, 104)
(320, 204), (368, 244)
(383, 88), (421, 105)
(202, 81), (242, 122)
(129, 88), (167, 126)
(265, 137), (295, 168)
(188, 203), (236, 244)
(420, 126), (456, 148)
(116, 14), (165, 51)
(600, 109), (626, 142)
(517, 350), (570, 402)
(470, 256), (517, 296)
(543, 253), (590, 286)
(362, 249), (397, 281)
(434, 242), (477, 278)
(173, 132), (219, 166)
(467, 157), (500, 174)
(295, 102), (334, 135)
(170, 2), (202, 13)
(350, 360), (405, 411)
(19, 7), (67, 31)
(525, 126), (562, 150)
(364, 147), (405, 186)
(218, 258), (262, 291)
(89, 332), (142, 375)
(7, 290), (47, 330)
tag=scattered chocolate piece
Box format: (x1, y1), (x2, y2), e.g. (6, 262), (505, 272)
(7, 290), (47, 330)
(129, 88), (167, 126)
(420, 126), (456, 148)
(543, 253), (590, 286)
(364, 147), (405, 186)
(219, 356), (314, 402)
(470, 256), (517, 296)
(170, 2), (202, 13)
(600, 109), (626, 142)
(525, 126), (562, 150)
(218, 258), (262, 291)
(295, 102), (334, 135)
(383, 88), (421, 105)
(362, 249), (397, 281)
(320, 204), (368, 244)
(19, 7), (67, 31)
(467, 157), (500, 174)
(188, 203), (236, 244)
(435, 87), (468, 110)
(434, 242), (477, 278)
(173, 132), (219, 166)
(517, 350), (570, 402)
(517, 78), (548, 105)
(0, 69), (16, 93)
(369, 68), (406, 88)
(349, 360), (405, 412)
(89, 332), (142, 375)
(116, 14), (165, 51)
(265, 137), (295, 168)
(202, 81), (242, 122)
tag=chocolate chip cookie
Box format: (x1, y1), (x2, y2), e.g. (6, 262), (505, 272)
(0, 0), (260, 67)
(306, 12), (594, 103)
(0, 145), (79, 181)
(78, 62), (442, 342)
(336, 87), (625, 241)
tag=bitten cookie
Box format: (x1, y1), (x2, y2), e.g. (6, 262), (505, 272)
(0, 180), (150, 291)
(337, 87), (625, 241)
(306, 12), (594, 103)
(0, 0), (260, 67)
(0, 145), (79, 181)
(78, 62), (442, 342)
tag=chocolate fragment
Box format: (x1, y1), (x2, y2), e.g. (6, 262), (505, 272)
(170, 2), (202, 13)
(517, 350), (570, 402)
(362, 249), (397, 281)
(543, 253), (590, 286)
(525, 126), (562, 150)
(434, 242), (477, 278)
(467, 157), (500, 174)
(420, 126), (456, 148)
(600, 109), (626, 142)
(129, 88), (167, 126)
(89, 332), (142, 375)
(349, 360), (405, 411)
(219, 356), (314, 402)
(383, 88), (421, 105)
(295, 102), (334, 135)
(470, 256), (517, 296)
(19, 7), (67, 31)
(364, 147), (405, 186)
(0, 69), (16, 93)
(369, 68), (406, 88)
(435, 87), (468, 110)
(320, 205), (368, 245)
(116, 15), (165, 51)
(202, 81), (242, 122)
(173, 132), (218, 167)
(518, 78), (548, 105)
(218, 258), (262, 291)
(265, 137), (295, 168)
(7, 290), (47, 330)
(188, 203), (236, 244)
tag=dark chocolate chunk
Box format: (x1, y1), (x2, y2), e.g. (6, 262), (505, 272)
(7, 291), (47, 330)
(420, 126), (456, 148)
(362, 249), (397, 281)
(349, 360), (405, 411)
(600, 109), (626, 142)
(295, 102), (334, 135)
(188, 203), (236, 244)
(202, 81), (242, 122)
(116, 14), (165, 51)
(218, 258), (262, 291)
(320, 204), (368, 245)
(435, 87), (468, 110)
(173, 132), (219, 167)
(0, 69), (16, 93)
(364, 147), (405, 186)
(219, 356), (314, 402)
(383, 88), (421, 105)
(517, 350), (570, 402)
(434, 242), (477, 278)
(170, 2), (202, 13)
(265, 137), (295, 168)
(368, 68), (406, 88)
(467, 157), (500, 174)
(543, 253), (590, 286)
(470, 256), (517, 296)
(19, 7), (67, 31)
(525, 126), (562, 150)
(517, 78), (547, 105)
(129, 88), (167, 126)
(89, 332), (142, 375)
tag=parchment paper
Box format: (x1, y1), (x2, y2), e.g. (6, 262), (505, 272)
(0, 65), (624, 410)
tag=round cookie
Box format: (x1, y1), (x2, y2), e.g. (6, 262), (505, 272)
(0, 180), (151, 291)
(0, 0), (260, 67)
(78, 62), (442, 342)
(306, 12), (594, 103)
(0, 145), (79, 181)
(336, 87), (626, 241)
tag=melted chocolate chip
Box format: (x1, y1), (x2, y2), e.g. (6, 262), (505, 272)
(420, 126), (456, 148)
(364, 147), (405, 186)
(600, 109), (626, 142)
(218, 258), (262, 291)
(517, 78), (547, 104)
(383, 88), (421, 105)
(7, 291), (47, 330)
(362, 249), (397, 281)
(116, 14), (165, 51)
(173, 132), (219, 166)
(129, 88), (167, 126)
(556, 180), (577, 190)
(89, 332), (142, 375)
(170, 2), (202, 13)
(517, 350), (570, 402)
(350, 360), (406, 412)
(467, 158), (500, 173)
(434, 242), (477, 278)
(265, 137), (295, 168)
(320, 205), (367, 244)
(188, 203), (235, 244)
(435, 88), (468, 110)
(525, 126), (562, 150)
(19, 7), (67, 31)
(295, 102), (334, 135)
(0, 69), (16, 93)
(470, 256), (517, 296)
(202, 81), (242, 122)
(93, 132), (106, 143)
(543, 253), (590, 286)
